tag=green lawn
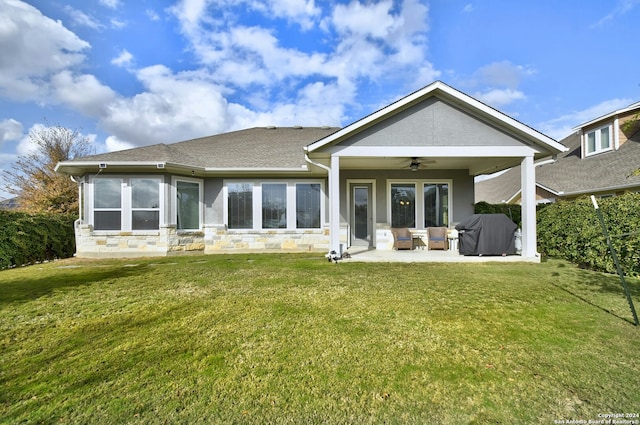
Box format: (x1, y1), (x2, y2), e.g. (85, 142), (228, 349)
(1, 254), (639, 424)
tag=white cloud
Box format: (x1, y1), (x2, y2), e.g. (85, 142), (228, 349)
(252, 0), (321, 30)
(474, 88), (526, 108)
(104, 136), (135, 152)
(592, 0), (640, 27)
(110, 19), (126, 29)
(111, 49), (134, 67)
(99, 0), (121, 9)
(146, 9), (161, 21)
(462, 4), (475, 13)
(538, 98), (634, 140)
(99, 65), (238, 147)
(64, 6), (104, 30)
(332, 1), (398, 39)
(0, 119), (23, 144)
(0, 0), (90, 100)
(50, 71), (118, 117)
(474, 61), (535, 89)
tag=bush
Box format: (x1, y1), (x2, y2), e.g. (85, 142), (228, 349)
(474, 201), (521, 226)
(0, 210), (76, 269)
(537, 193), (640, 276)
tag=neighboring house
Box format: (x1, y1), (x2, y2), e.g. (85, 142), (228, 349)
(476, 101), (640, 204)
(55, 81), (566, 260)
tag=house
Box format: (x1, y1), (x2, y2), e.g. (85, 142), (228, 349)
(476, 100), (640, 204)
(55, 81), (567, 260)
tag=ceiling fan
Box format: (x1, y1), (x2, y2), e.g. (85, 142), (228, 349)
(406, 157), (435, 171)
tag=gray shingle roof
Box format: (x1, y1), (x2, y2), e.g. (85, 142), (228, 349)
(71, 127), (340, 169)
(475, 129), (640, 202)
(537, 130), (640, 195)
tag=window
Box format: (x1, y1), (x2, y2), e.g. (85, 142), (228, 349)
(176, 180), (201, 230)
(131, 178), (160, 230)
(94, 178), (122, 230)
(225, 180), (323, 230)
(262, 184), (287, 229)
(296, 183), (321, 228)
(228, 183), (253, 229)
(424, 183), (449, 227)
(585, 125), (612, 156)
(391, 183), (416, 228)
(91, 177), (162, 231)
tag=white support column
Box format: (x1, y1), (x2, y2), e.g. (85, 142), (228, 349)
(329, 155), (341, 253)
(520, 155), (537, 258)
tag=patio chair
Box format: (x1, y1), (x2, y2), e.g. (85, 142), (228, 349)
(427, 227), (448, 250)
(391, 227), (413, 250)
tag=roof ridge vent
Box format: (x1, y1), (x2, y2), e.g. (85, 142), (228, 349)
(266, 126), (276, 129)
(293, 125), (303, 129)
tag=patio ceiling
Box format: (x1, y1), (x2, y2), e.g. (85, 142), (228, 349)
(337, 156), (522, 175)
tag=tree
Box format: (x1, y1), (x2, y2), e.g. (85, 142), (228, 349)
(2, 125), (94, 215)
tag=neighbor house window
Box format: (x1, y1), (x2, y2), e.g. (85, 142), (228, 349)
(94, 178), (122, 230)
(296, 183), (321, 228)
(424, 183), (449, 227)
(175, 180), (201, 230)
(391, 183), (416, 228)
(131, 178), (160, 230)
(585, 125), (612, 156)
(262, 183), (287, 229)
(228, 182), (253, 229)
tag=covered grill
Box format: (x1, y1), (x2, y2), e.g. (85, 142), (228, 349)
(455, 214), (518, 256)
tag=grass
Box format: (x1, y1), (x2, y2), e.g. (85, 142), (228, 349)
(1, 254), (639, 424)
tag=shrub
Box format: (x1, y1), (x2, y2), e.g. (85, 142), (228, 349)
(474, 201), (521, 226)
(0, 211), (76, 269)
(537, 193), (640, 276)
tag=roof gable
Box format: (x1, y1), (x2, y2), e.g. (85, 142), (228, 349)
(306, 81), (566, 156)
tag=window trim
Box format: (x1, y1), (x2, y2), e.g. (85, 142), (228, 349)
(584, 123), (613, 157)
(89, 175), (164, 233)
(387, 179), (453, 229)
(389, 181), (417, 228)
(224, 179), (325, 231)
(171, 176), (204, 232)
(92, 177), (123, 231)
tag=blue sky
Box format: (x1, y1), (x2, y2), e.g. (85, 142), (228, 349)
(1, 0), (639, 199)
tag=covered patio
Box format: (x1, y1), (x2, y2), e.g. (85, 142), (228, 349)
(305, 82), (568, 261)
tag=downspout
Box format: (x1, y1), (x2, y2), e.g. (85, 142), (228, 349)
(304, 150), (334, 253)
(70, 175), (83, 229)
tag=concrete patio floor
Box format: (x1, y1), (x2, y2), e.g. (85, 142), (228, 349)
(339, 247), (540, 263)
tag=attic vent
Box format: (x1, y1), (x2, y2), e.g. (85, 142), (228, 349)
(293, 125), (303, 129)
(156, 163), (165, 169)
(266, 126), (276, 129)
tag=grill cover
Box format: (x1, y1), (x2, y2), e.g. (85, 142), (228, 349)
(455, 214), (517, 256)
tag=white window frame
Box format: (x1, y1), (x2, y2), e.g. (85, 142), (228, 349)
(584, 124), (613, 157)
(171, 176), (203, 232)
(223, 179), (324, 231)
(88, 175), (165, 233)
(422, 181), (451, 228)
(387, 179), (453, 229)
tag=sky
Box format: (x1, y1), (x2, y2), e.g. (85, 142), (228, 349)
(1, 0), (639, 199)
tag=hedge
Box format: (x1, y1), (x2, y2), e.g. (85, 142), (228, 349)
(0, 210), (76, 270)
(537, 193), (640, 276)
(474, 201), (521, 226)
